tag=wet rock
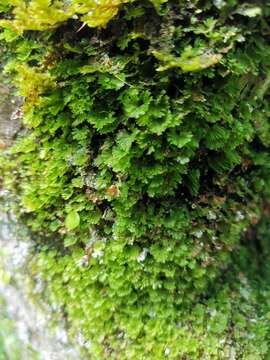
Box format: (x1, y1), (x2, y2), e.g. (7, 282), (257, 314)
(0, 75), (22, 146)
(0, 209), (80, 360)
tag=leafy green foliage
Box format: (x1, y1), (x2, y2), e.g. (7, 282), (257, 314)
(1, 0), (270, 358)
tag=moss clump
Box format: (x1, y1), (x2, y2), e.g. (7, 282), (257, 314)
(1, 1), (270, 358)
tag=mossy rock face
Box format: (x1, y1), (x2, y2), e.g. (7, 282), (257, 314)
(1, 1), (270, 359)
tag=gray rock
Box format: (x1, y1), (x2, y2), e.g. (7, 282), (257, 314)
(0, 75), (22, 146)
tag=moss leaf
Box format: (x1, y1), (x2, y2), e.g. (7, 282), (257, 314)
(65, 211), (80, 231)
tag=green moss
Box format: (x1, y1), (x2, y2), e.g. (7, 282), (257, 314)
(1, 0), (270, 358)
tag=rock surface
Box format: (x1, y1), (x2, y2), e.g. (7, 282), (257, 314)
(0, 75), (79, 359)
(0, 77), (22, 146)
(0, 207), (79, 360)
